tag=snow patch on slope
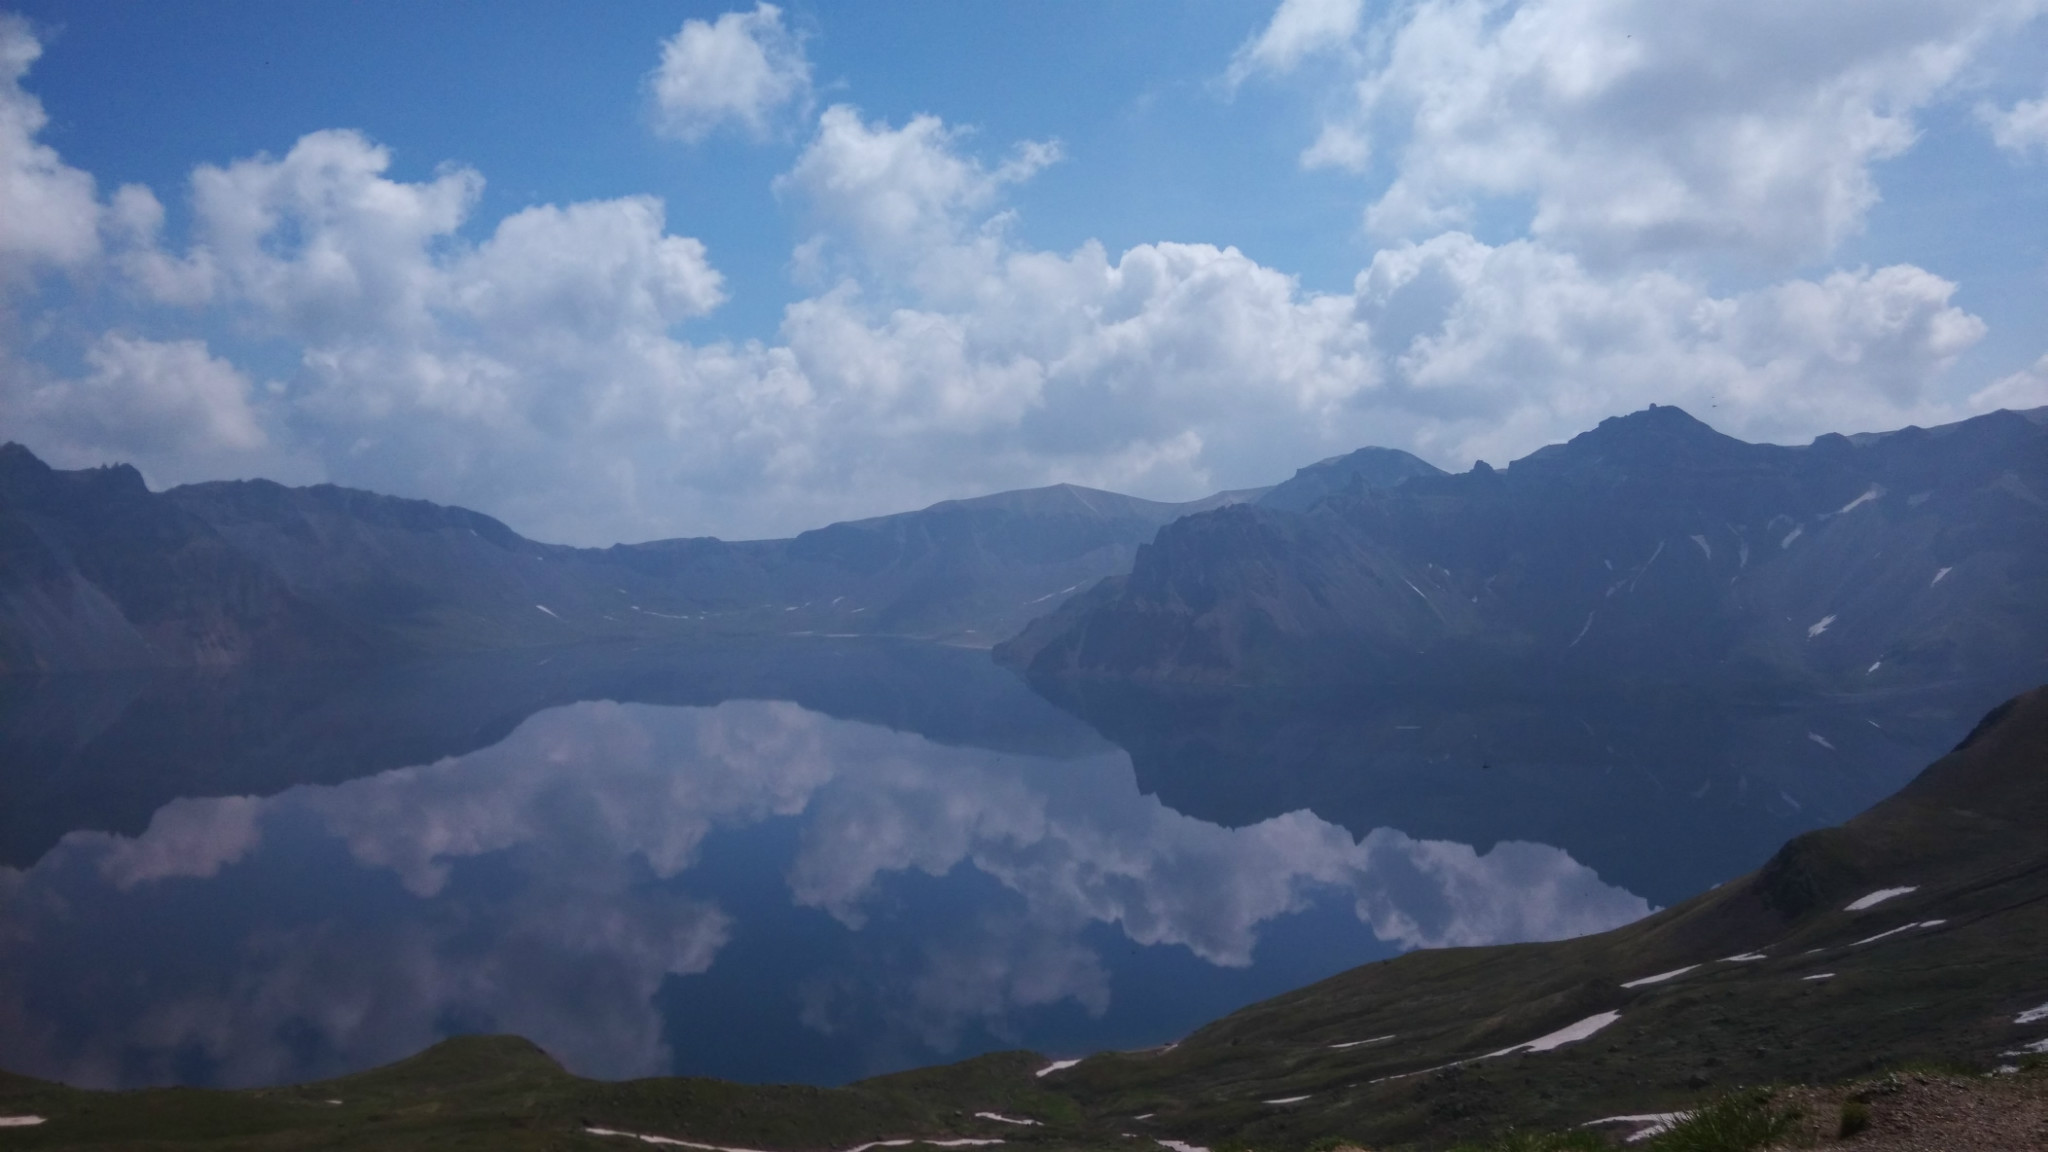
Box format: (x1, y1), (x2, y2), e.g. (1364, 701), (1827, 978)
(1845, 886), (1917, 911)
(1621, 965), (1698, 988)
(1488, 1011), (1621, 1056)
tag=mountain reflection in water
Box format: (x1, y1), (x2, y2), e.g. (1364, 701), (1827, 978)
(0, 644), (1650, 1091)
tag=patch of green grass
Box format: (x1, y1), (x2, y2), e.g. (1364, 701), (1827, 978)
(1837, 1098), (1870, 1138)
(1642, 1090), (1798, 1152)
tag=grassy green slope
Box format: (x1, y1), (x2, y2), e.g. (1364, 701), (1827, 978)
(2, 688), (2042, 1151)
(1052, 686), (2048, 1147)
(0, 1039), (1084, 1151)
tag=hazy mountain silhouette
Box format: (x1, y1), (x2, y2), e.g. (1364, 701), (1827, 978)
(0, 442), (1264, 672)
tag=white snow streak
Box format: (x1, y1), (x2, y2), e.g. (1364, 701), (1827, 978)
(1372, 1013), (1623, 1085)
(1836, 487), (1880, 514)
(1803, 973), (1836, 981)
(1932, 567), (1953, 586)
(1690, 534), (1711, 560)
(1722, 953), (1768, 963)
(1330, 1035), (1395, 1050)
(1781, 525), (1803, 548)
(535, 604), (561, 618)
(975, 1114), (1038, 1127)
(1035, 1059), (1082, 1078)
(1583, 1113), (1690, 1144)
(1263, 1096), (1311, 1105)
(1851, 920), (1946, 947)
(1845, 886), (1917, 911)
(1807, 614), (1836, 638)
(1488, 1011), (1621, 1056)
(1025, 584), (1083, 605)
(1621, 965), (1698, 988)
(0, 1117), (48, 1128)
(843, 1131), (1003, 1139)
(1808, 732), (1835, 750)
(2017, 1002), (2048, 1025)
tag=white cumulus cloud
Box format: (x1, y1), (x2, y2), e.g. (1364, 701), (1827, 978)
(0, 334), (274, 485)
(1350, 233), (1987, 463)
(650, 2), (812, 143)
(1239, 0), (2047, 268)
(1971, 352), (2048, 410)
(1983, 91), (2048, 154)
(777, 104), (1061, 296)
(0, 15), (100, 274)
(1229, 0), (1366, 84)
(0, 18), (2023, 546)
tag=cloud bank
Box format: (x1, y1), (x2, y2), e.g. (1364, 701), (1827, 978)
(0, 5), (2040, 545)
(1236, 0), (2046, 266)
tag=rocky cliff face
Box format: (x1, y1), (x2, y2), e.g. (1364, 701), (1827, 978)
(1001, 405), (2048, 697)
(0, 446), (376, 672)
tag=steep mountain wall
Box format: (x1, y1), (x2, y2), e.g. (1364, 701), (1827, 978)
(1003, 406), (2048, 697)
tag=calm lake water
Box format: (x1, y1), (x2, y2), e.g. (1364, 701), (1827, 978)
(0, 638), (1973, 1090)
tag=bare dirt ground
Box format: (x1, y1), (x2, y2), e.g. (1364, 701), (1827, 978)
(1772, 1068), (2048, 1151)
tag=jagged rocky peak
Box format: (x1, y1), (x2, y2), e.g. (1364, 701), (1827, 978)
(0, 442), (149, 498)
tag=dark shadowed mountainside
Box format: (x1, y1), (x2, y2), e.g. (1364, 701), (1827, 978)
(1039, 683), (2048, 1147)
(1001, 405), (2048, 697)
(992, 406), (2048, 901)
(0, 440), (1263, 672)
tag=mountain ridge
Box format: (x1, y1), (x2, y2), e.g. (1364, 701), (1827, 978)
(999, 404), (2048, 698)
(0, 446), (1264, 672)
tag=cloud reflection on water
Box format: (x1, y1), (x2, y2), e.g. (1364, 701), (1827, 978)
(0, 699), (1648, 1088)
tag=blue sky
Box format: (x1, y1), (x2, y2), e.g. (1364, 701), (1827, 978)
(2, 0), (2045, 544)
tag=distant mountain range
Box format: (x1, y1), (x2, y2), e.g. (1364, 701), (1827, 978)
(1001, 404), (2048, 700)
(0, 442), (1266, 672)
(7, 403), (2044, 701)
